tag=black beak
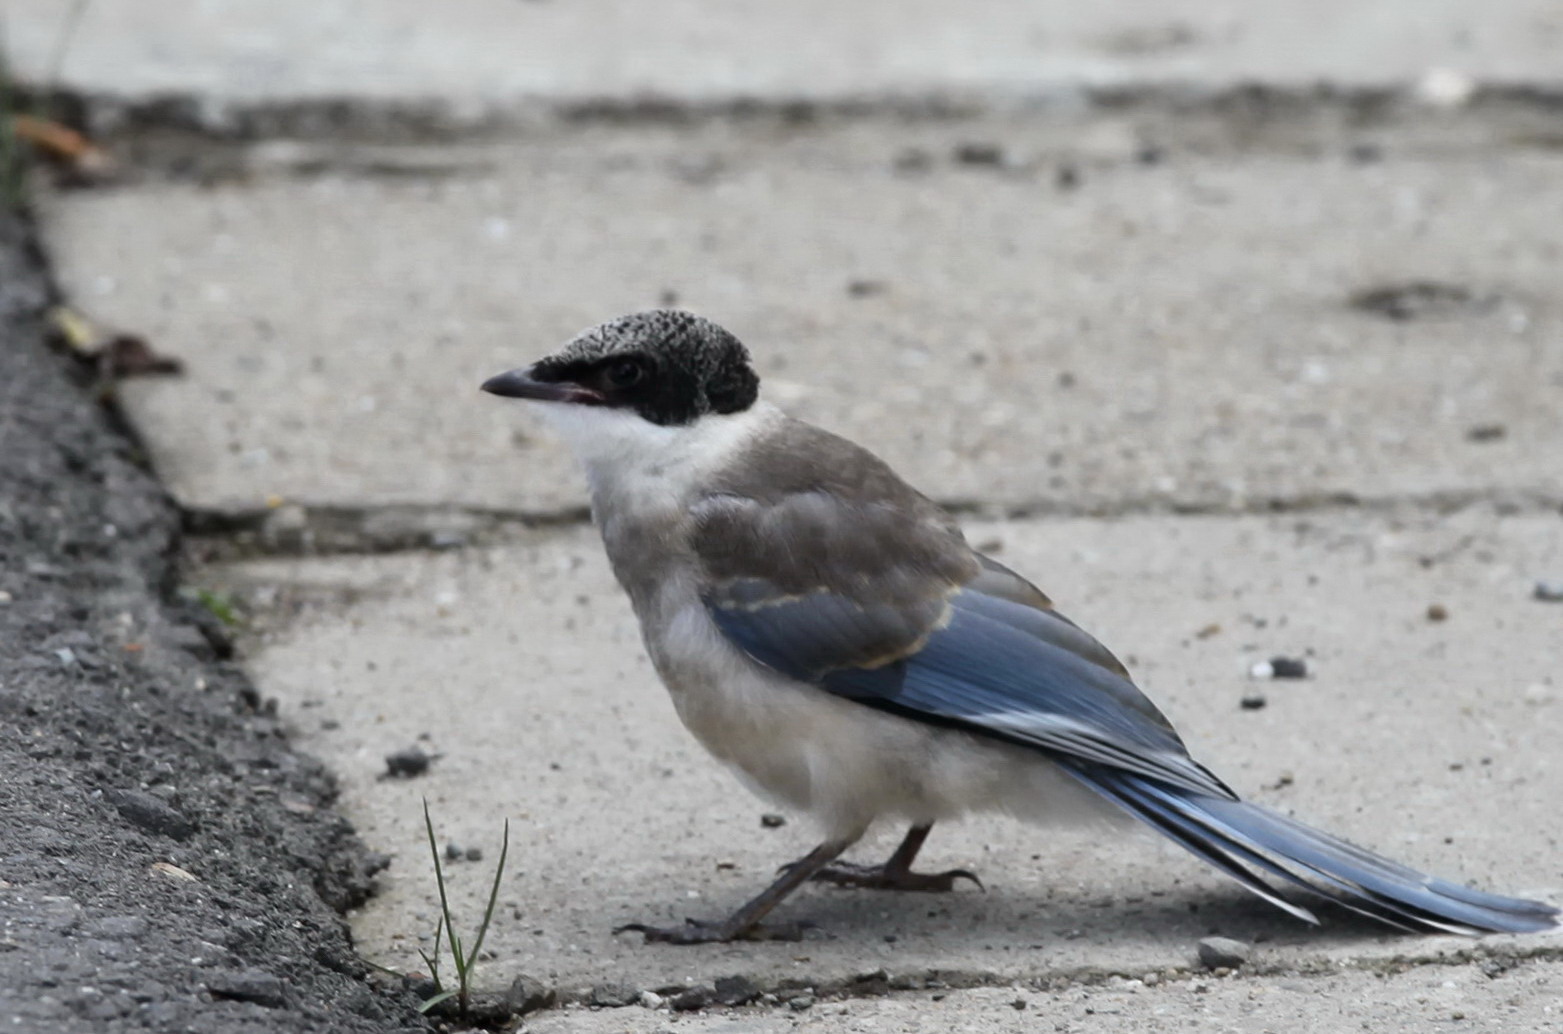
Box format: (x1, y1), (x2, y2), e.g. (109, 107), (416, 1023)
(480, 366), (606, 405)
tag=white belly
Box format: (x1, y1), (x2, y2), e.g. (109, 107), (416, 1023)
(647, 597), (1116, 842)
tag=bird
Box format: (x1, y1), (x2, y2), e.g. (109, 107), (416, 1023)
(481, 309), (1558, 945)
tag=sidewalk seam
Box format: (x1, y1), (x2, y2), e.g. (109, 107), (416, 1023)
(182, 488), (1563, 560)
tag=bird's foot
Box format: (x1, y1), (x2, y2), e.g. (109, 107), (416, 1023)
(803, 860), (984, 892)
(613, 917), (811, 945)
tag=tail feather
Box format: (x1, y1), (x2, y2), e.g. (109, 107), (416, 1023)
(1065, 764), (1559, 935)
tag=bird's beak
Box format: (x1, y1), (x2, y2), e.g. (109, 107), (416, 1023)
(480, 365), (605, 406)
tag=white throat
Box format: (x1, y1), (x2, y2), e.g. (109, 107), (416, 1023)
(529, 399), (781, 509)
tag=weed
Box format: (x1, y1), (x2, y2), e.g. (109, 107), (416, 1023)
(0, 24), (23, 209)
(0, 0), (93, 208)
(192, 588), (243, 628)
(418, 799), (510, 1022)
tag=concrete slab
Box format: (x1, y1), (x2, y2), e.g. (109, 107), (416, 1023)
(39, 132), (1563, 517)
(7, 0), (1563, 114)
(209, 505), (1563, 995)
(526, 963), (1563, 1034)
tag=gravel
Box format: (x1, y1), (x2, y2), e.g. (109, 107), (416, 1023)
(0, 213), (429, 1033)
(1197, 936), (1254, 969)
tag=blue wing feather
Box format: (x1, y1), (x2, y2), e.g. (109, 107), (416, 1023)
(707, 582), (1233, 797)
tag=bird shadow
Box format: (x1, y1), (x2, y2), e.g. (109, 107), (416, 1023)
(778, 878), (1421, 955)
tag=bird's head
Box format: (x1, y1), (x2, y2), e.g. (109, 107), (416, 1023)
(482, 310), (760, 432)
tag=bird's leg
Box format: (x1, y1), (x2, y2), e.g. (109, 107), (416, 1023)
(616, 838), (853, 945)
(805, 824), (983, 892)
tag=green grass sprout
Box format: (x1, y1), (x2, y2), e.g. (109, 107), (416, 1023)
(193, 588), (243, 628)
(417, 799), (510, 1021)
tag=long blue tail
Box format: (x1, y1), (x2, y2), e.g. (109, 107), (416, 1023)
(1064, 764), (1558, 935)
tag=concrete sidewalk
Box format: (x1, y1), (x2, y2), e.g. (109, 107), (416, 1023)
(213, 504), (1562, 999)
(39, 131), (1563, 521)
(11, 0), (1563, 1030)
(8, 0), (1562, 119)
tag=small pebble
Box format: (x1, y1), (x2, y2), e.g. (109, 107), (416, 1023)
(953, 141), (1005, 166)
(150, 861), (198, 883)
(1523, 684), (1555, 706)
(429, 530), (466, 549)
(671, 984), (715, 1011)
(464, 846), (483, 862)
(384, 746), (431, 779)
(591, 982), (638, 1008)
(444, 842), (463, 862)
(1011, 998), (1028, 1010)
(1240, 693), (1267, 711)
(1426, 603), (1449, 622)
(1142, 972), (1161, 987)
(505, 974), (552, 1014)
(1534, 581), (1563, 602)
(714, 975), (760, 1006)
(1197, 936), (1251, 970)
(206, 970), (287, 1009)
(638, 990), (664, 1009)
(1250, 656), (1308, 679)
(104, 789), (194, 840)
(788, 994), (816, 1011)
(1466, 423), (1507, 442)
(760, 813), (786, 828)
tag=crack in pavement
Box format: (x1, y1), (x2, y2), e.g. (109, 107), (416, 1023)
(183, 488), (1563, 560)
(30, 82), (1563, 187)
(526, 938), (1563, 1014)
(40, 82), (1563, 144)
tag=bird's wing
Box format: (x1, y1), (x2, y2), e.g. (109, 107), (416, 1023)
(691, 454), (1233, 800)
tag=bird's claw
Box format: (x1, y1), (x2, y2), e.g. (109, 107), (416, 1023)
(807, 861), (985, 892)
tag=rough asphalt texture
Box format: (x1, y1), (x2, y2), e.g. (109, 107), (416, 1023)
(0, 214), (428, 1032)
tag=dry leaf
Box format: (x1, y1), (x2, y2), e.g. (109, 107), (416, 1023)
(47, 306), (183, 378)
(150, 861), (199, 883)
(10, 114), (115, 179)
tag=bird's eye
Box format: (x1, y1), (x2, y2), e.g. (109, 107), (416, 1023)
(604, 358), (646, 389)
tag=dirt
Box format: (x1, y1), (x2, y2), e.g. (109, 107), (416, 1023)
(0, 211), (431, 1032)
